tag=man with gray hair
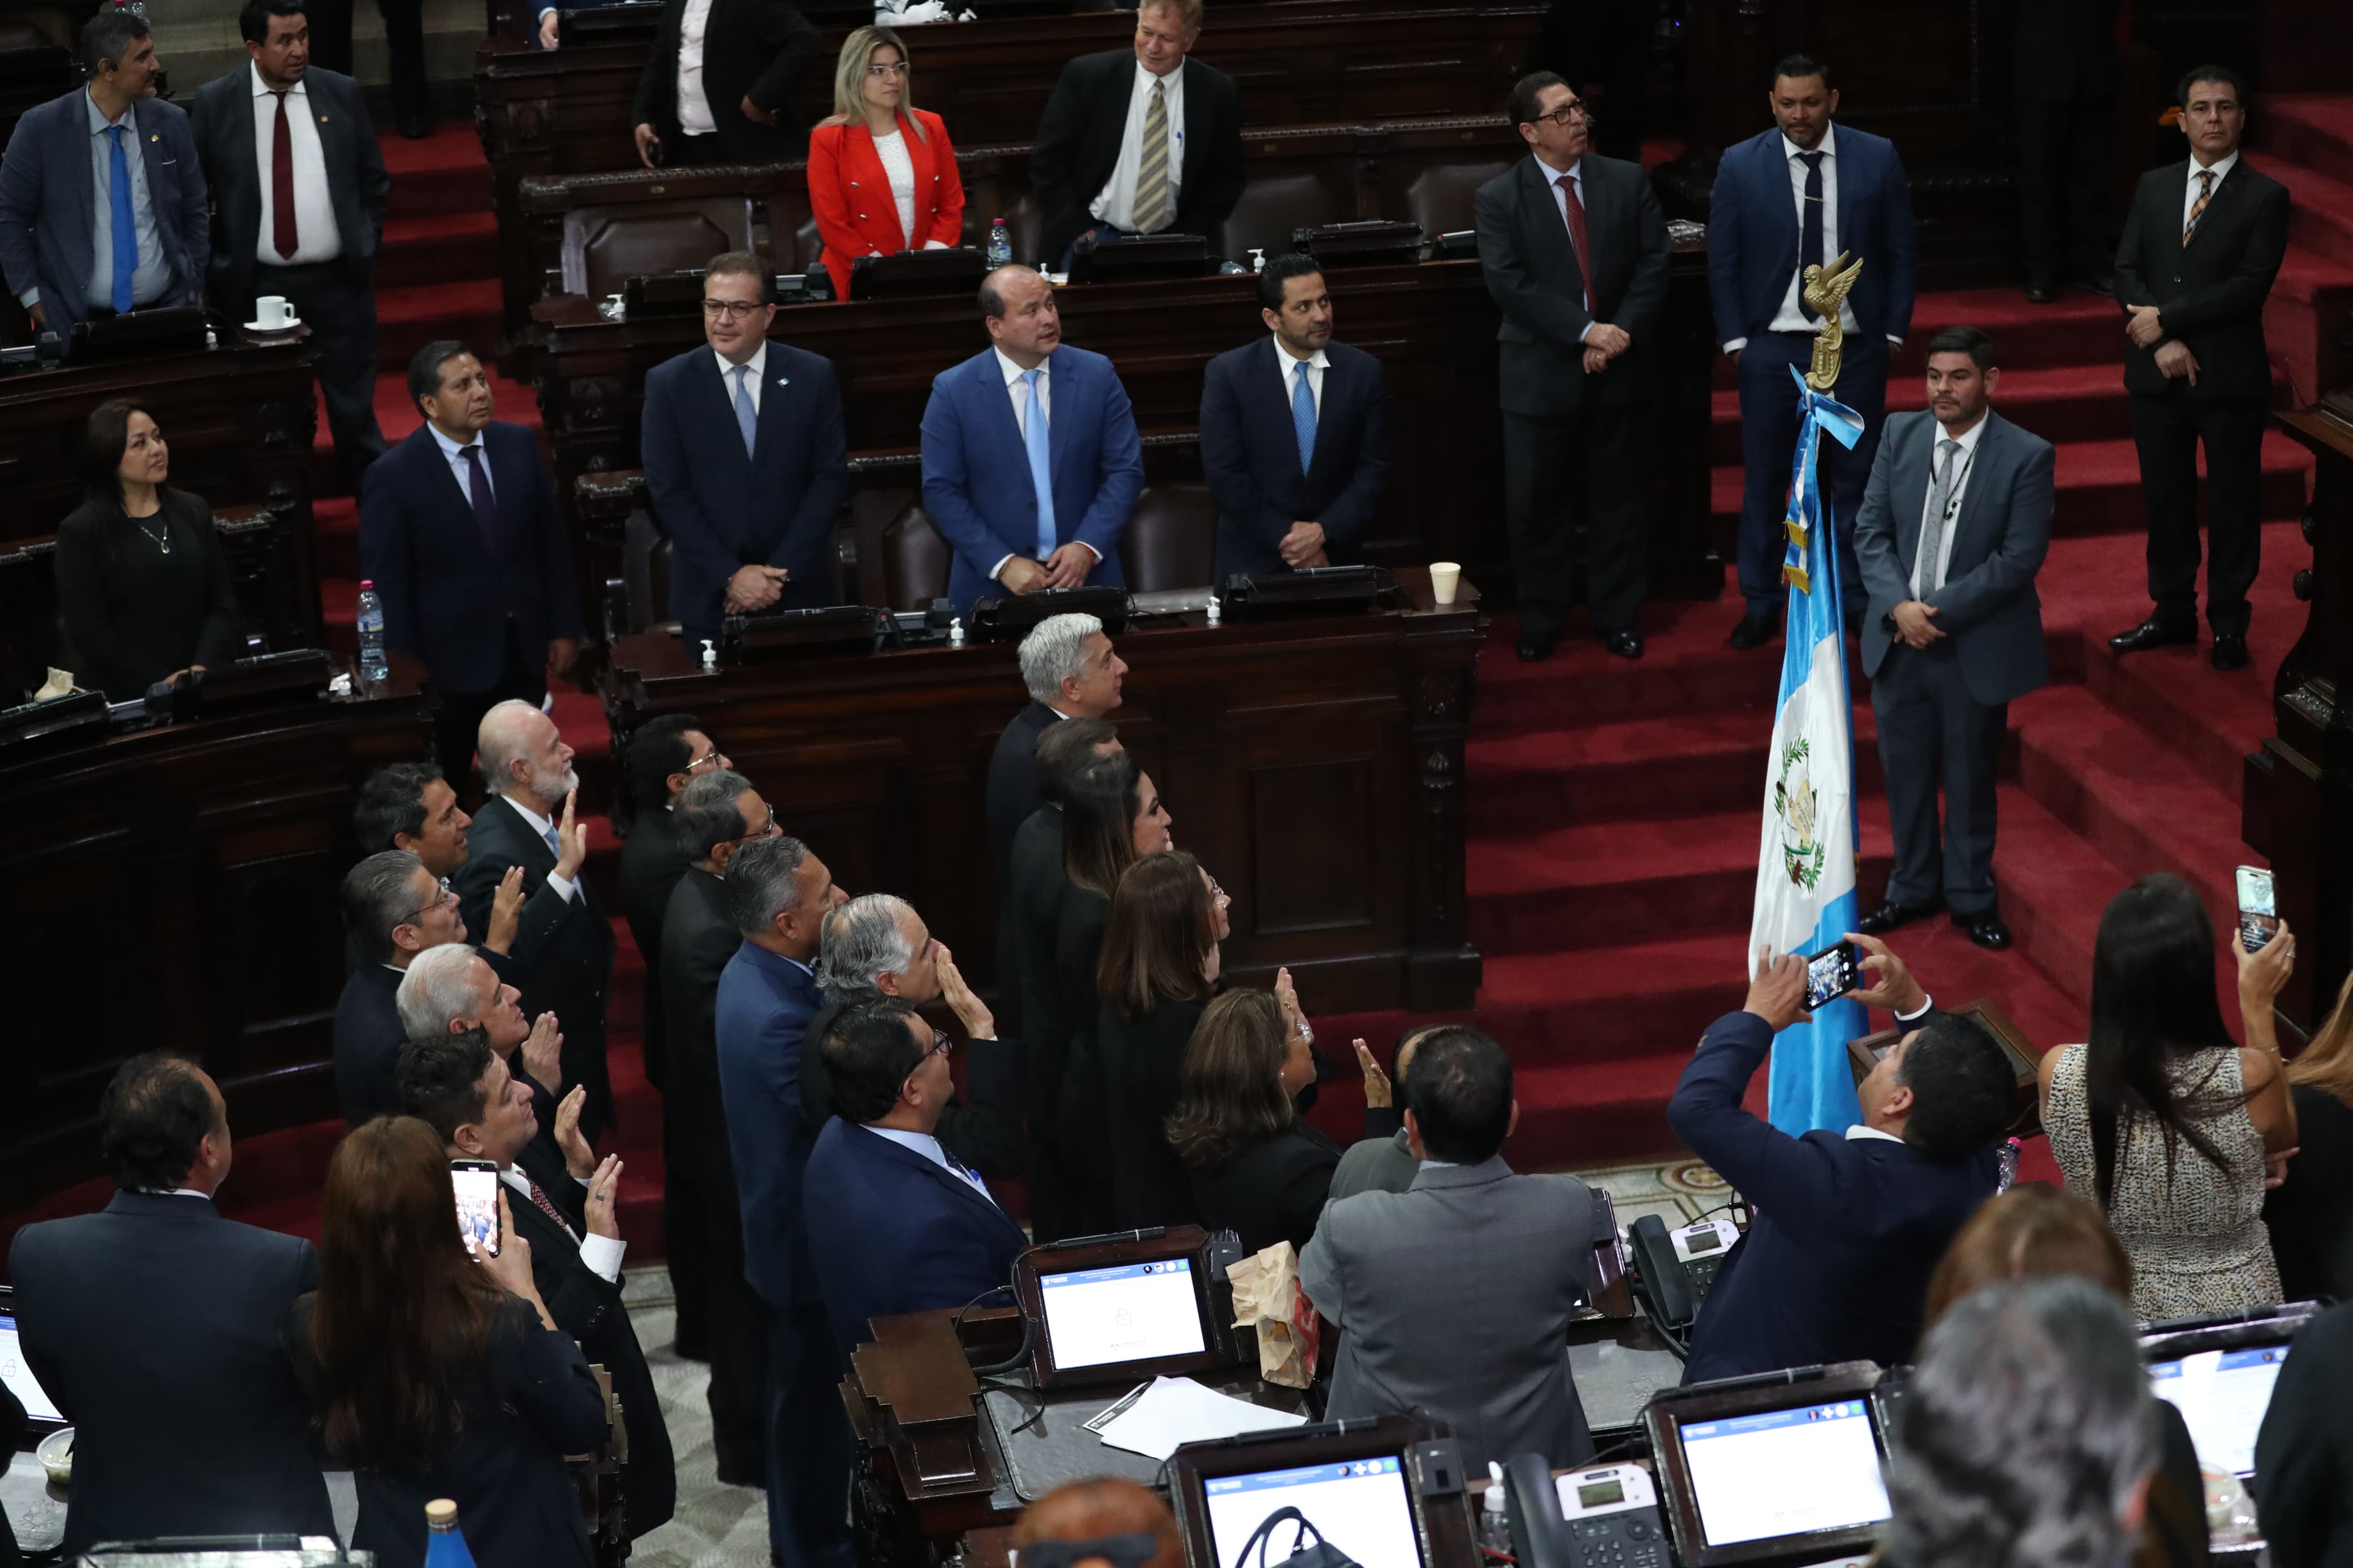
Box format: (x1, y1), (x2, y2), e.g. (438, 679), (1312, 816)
(1890, 1276), (2160, 1568)
(801, 894), (1021, 1180)
(454, 698), (616, 1140)
(395, 941), (575, 1182)
(331, 849), (479, 1126)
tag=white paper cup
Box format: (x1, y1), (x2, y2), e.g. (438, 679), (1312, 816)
(256, 294), (292, 327)
(1429, 561), (1462, 606)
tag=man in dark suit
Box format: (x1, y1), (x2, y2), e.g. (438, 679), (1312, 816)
(988, 613), (1126, 886)
(331, 848), (476, 1125)
(921, 266), (1146, 616)
(399, 1029), (676, 1541)
(7, 1054), (333, 1556)
(353, 761), (470, 877)
(1667, 942), (2012, 1384)
(1997, 0), (2121, 303)
(1708, 53), (1917, 649)
(2108, 66), (2287, 672)
(630, 0), (821, 168)
(1300, 1027), (1599, 1472)
(714, 833), (854, 1568)
(454, 699), (617, 1142)
(190, 0), (389, 489)
(1854, 327), (2053, 951)
(1476, 71), (1670, 663)
(1201, 253), (1394, 581)
(396, 942), (572, 1169)
(804, 1000), (1031, 1358)
(0, 10), (208, 338)
(359, 342), (584, 781)
(1029, 0), (1244, 265)
(617, 712), (726, 1095)
(658, 768), (775, 1483)
(643, 252), (847, 650)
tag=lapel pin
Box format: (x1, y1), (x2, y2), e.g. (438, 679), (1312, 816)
(149, 133), (158, 142)
(777, 376), (789, 387)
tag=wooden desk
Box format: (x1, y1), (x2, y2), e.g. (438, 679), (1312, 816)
(0, 685), (435, 1217)
(601, 570), (1483, 1011)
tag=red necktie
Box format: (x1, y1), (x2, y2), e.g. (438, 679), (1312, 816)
(1557, 172), (1595, 313)
(271, 91), (299, 261)
(527, 1178), (579, 1243)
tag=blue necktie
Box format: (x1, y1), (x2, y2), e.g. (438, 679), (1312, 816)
(1023, 366), (1057, 557)
(1290, 359), (1317, 473)
(542, 824), (561, 857)
(461, 444), (499, 546)
(733, 364), (757, 457)
(106, 124), (136, 313)
(1798, 150), (1825, 323)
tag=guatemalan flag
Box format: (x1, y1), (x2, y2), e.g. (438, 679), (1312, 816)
(1753, 365), (1868, 1135)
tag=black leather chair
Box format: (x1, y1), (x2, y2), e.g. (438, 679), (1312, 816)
(1118, 485), (1218, 592)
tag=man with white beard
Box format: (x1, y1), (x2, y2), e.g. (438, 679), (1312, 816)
(454, 699), (619, 1141)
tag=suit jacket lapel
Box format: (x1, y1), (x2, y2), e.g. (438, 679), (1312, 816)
(1893, 416), (1932, 577)
(1045, 349), (1071, 489)
(1519, 157), (1579, 280)
(226, 77), (260, 257)
(756, 345), (794, 469)
(855, 1126), (1024, 1239)
(1946, 414), (2005, 569)
(1834, 136), (1856, 266)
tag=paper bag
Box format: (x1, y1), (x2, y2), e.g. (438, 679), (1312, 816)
(1226, 1240), (1319, 1389)
(33, 668), (81, 701)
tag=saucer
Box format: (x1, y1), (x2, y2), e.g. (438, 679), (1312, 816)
(243, 314), (303, 331)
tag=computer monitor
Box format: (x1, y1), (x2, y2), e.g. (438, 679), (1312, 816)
(1647, 1362), (1894, 1568)
(2140, 1302), (2316, 1480)
(0, 1285), (65, 1442)
(1014, 1227), (1234, 1389)
(1202, 1455), (1420, 1568)
(1169, 1414), (1476, 1568)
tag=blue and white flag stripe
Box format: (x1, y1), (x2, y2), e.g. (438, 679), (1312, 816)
(1754, 365), (1868, 1135)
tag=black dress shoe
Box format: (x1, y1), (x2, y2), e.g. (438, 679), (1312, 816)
(2023, 280), (2059, 305)
(1955, 908), (2012, 950)
(1858, 897), (1943, 935)
(397, 112), (433, 140)
(2076, 269), (2117, 297)
(1598, 628), (1644, 659)
(2108, 617), (2197, 654)
(1729, 612), (1778, 650)
(1516, 629), (1558, 662)
(2212, 632), (2251, 671)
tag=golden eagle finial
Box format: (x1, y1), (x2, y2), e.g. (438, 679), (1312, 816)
(1801, 251), (1866, 391)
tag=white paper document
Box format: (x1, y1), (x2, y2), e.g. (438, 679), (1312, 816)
(1092, 1375), (1308, 1461)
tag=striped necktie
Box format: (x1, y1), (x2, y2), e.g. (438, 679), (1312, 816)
(1133, 76), (1171, 233)
(2183, 168), (2215, 247)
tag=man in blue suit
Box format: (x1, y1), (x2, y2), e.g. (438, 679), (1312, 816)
(360, 340), (583, 781)
(642, 249), (847, 651)
(1200, 253), (1391, 581)
(803, 1000), (1031, 1359)
(920, 265), (1145, 616)
(714, 833), (854, 1568)
(1666, 938), (2010, 1385)
(1708, 54), (1916, 650)
(0, 10), (209, 338)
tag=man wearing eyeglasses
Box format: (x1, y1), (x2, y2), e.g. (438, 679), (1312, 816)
(330, 848), (511, 1126)
(641, 248), (848, 653)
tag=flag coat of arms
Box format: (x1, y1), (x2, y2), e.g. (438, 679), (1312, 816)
(1753, 365), (1868, 1135)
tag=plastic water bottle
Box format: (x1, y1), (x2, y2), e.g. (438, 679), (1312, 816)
(423, 1500), (477, 1568)
(355, 579), (389, 684)
(1479, 1462), (1512, 1556)
(987, 218), (1012, 269)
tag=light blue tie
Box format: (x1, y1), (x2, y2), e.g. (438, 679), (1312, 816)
(733, 364), (757, 457)
(1022, 366), (1057, 557)
(542, 824), (562, 857)
(1291, 359), (1317, 473)
(106, 124), (136, 313)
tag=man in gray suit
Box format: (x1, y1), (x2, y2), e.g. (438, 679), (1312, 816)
(0, 9), (208, 336)
(1301, 1026), (1598, 1471)
(1327, 1024), (1440, 1203)
(1854, 325), (2054, 952)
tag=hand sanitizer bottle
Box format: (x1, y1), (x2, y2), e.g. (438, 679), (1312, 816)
(700, 638), (717, 671)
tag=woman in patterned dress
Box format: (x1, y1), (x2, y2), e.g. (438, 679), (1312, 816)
(2040, 873), (2298, 1323)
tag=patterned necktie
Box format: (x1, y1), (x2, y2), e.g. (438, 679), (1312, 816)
(1919, 438), (1961, 594)
(460, 443), (499, 546)
(1023, 366), (1057, 556)
(526, 1177), (580, 1243)
(2183, 169), (2215, 247)
(733, 364), (758, 456)
(1133, 76), (1171, 233)
(270, 90), (299, 260)
(106, 124), (136, 313)
(1797, 150), (1826, 322)
(1291, 358), (1317, 473)
(1556, 172), (1594, 312)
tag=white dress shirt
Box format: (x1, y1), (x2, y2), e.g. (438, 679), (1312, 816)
(2182, 149), (2241, 234)
(868, 1126), (1000, 1203)
(1089, 61), (1186, 232)
(675, 0), (718, 137)
(988, 348), (1100, 580)
(50, 92), (170, 312)
(1845, 1125), (1904, 1144)
(717, 340), (767, 416)
(1909, 412), (1987, 599)
(501, 793), (580, 903)
(428, 420), (495, 507)
(249, 64), (341, 266)
(499, 1164), (625, 1281)
(1274, 336), (1328, 417)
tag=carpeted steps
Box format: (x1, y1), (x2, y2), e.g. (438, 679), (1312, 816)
(2253, 93), (2353, 404)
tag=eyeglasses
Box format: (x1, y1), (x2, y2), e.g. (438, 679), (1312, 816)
(1206, 875), (1230, 911)
(866, 61), (909, 76)
(732, 804), (782, 844)
(702, 299), (766, 319)
(926, 1029), (955, 1061)
(686, 747), (732, 774)
(406, 876), (456, 924)
(1532, 100), (1594, 127)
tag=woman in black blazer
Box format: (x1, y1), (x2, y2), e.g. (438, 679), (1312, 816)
(297, 1117), (609, 1568)
(1169, 988), (1342, 1256)
(54, 400), (243, 701)
(1099, 850), (1227, 1228)
(2265, 970), (2353, 1302)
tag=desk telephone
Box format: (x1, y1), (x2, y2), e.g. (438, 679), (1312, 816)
(1506, 1456), (1669, 1568)
(1626, 1214), (1743, 1345)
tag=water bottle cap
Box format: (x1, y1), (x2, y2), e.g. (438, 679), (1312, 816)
(426, 1498), (459, 1529)
(359, 579), (373, 589)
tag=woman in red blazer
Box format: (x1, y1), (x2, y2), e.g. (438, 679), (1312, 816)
(805, 26), (967, 301)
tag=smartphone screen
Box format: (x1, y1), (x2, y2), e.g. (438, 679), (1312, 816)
(1805, 941), (1859, 1009)
(2236, 865), (2279, 953)
(453, 1160), (501, 1259)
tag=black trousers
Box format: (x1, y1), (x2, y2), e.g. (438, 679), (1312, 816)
(431, 621), (546, 785)
(256, 258), (385, 489)
(1502, 398), (1644, 640)
(764, 1299), (855, 1568)
(1872, 641), (2006, 915)
(2015, 93), (2114, 288)
(379, 0), (430, 126)
(666, 1111), (767, 1481)
(2131, 390), (2268, 636)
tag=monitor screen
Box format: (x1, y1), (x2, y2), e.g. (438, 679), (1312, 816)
(1203, 1457), (1422, 1568)
(1679, 1398), (1891, 1547)
(1038, 1258), (1206, 1371)
(0, 1307), (62, 1424)
(2149, 1345), (2289, 1476)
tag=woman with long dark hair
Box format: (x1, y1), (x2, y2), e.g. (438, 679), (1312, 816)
(1166, 988), (1339, 1255)
(2040, 874), (2297, 1320)
(53, 399), (244, 700)
(1098, 850), (1226, 1226)
(296, 1117), (607, 1568)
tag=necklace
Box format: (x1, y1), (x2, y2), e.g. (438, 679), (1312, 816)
(133, 516), (171, 554)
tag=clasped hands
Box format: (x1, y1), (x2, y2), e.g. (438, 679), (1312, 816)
(1891, 599), (1944, 649)
(999, 543), (1096, 594)
(1582, 321), (1633, 375)
(725, 563), (790, 614)
(2127, 305), (2201, 385)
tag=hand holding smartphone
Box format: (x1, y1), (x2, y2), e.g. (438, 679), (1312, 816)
(1804, 940), (1863, 1010)
(453, 1157), (502, 1259)
(2236, 865), (2279, 953)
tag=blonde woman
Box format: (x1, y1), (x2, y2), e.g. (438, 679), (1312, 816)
(805, 27), (965, 300)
